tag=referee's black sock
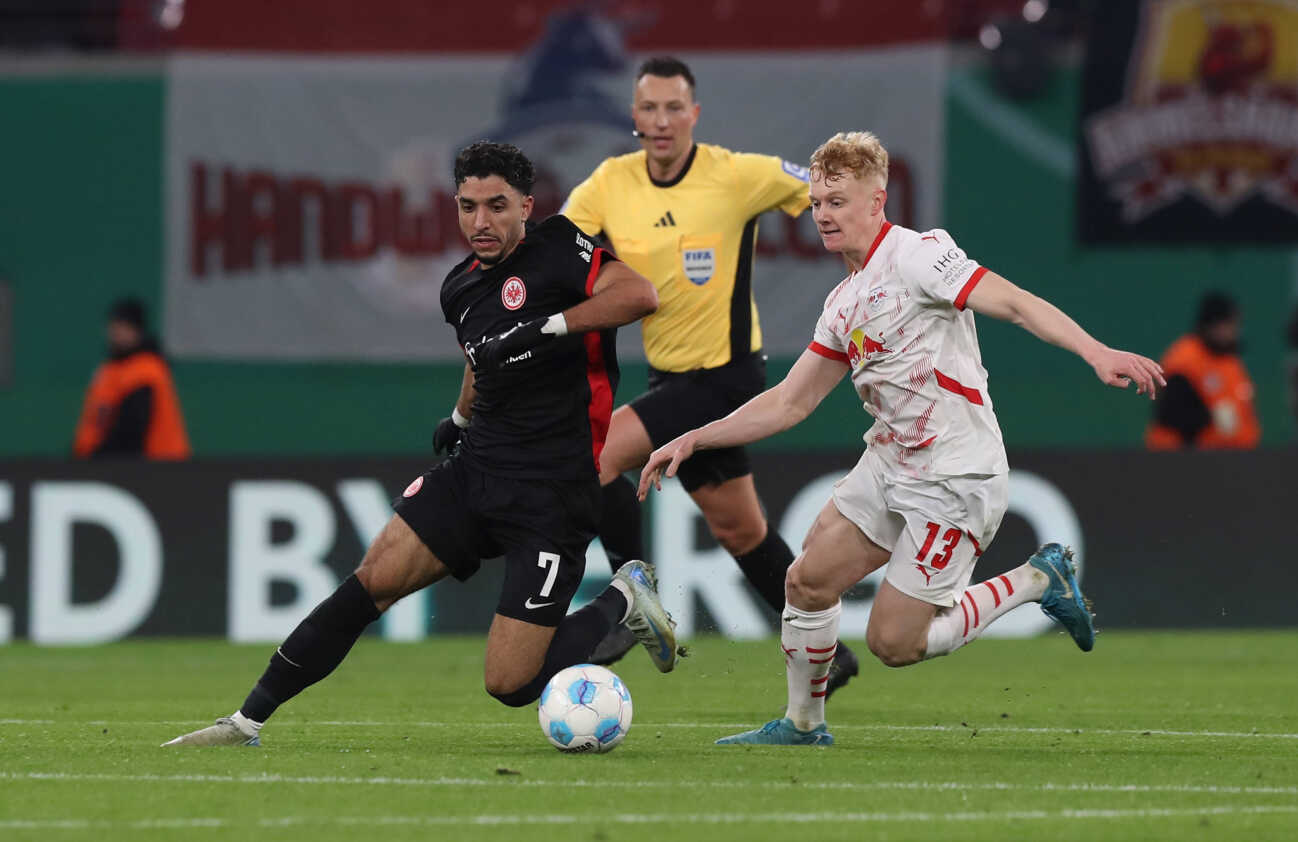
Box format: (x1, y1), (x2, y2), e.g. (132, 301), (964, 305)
(733, 527), (796, 613)
(598, 474), (645, 570)
(239, 574), (381, 723)
(490, 585), (629, 707)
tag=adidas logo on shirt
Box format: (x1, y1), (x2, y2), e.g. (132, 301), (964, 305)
(653, 211), (677, 228)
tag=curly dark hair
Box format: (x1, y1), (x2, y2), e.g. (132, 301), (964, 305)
(453, 141), (535, 194)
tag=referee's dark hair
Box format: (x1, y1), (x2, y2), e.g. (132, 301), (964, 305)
(636, 56), (696, 95)
(453, 141), (535, 195)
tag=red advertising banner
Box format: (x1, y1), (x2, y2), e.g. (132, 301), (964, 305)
(124, 0), (949, 53)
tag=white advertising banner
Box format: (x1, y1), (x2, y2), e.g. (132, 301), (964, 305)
(164, 46), (947, 360)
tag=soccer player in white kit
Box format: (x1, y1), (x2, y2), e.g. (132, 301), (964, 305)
(638, 131), (1165, 745)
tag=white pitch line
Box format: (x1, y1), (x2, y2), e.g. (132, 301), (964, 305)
(1, 805), (1297, 830)
(3, 771), (1296, 798)
(4, 719), (1297, 741)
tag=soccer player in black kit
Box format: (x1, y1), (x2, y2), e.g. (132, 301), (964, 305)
(163, 142), (676, 747)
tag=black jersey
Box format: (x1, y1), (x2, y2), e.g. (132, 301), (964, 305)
(441, 214), (620, 480)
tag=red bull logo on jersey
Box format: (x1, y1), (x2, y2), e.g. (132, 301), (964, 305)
(846, 327), (891, 369)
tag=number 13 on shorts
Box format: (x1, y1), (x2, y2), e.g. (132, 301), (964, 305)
(894, 518), (981, 606)
(916, 521), (964, 570)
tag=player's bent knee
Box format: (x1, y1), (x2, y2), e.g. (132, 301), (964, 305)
(710, 521), (764, 556)
(866, 631), (923, 668)
(785, 563), (834, 611)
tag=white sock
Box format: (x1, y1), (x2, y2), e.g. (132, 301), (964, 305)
(782, 601), (841, 731)
(230, 710), (262, 735)
(608, 578), (634, 623)
(924, 562), (1048, 658)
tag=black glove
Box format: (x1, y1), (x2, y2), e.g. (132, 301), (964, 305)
(432, 416), (465, 454)
(466, 317), (553, 373)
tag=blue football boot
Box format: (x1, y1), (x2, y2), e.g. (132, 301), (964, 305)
(1028, 543), (1095, 652)
(716, 717), (834, 746)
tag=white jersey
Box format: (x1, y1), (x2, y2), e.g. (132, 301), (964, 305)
(810, 222), (1008, 478)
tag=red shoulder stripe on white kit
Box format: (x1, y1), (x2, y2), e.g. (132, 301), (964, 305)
(808, 341), (849, 363)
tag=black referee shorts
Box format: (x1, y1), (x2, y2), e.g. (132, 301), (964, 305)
(629, 352), (767, 492)
(392, 455), (600, 627)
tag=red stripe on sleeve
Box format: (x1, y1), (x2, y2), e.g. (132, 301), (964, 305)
(583, 248), (612, 472)
(960, 597), (970, 637)
(984, 580), (1001, 608)
(808, 341), (849, 363)
(967, 590), (980, 628)
(998, 574), (1014, 597)
(585, 248), (605, 295)
(954, 266), (987, 310)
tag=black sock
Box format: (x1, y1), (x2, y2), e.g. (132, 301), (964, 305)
(733, 528), (796, 613)
(239, 574), (381, 722)
(489, 585), (628, 707)
(598, 474), (644, 570)
(545, 585), (627, 671)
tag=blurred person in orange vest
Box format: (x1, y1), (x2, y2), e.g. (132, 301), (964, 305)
(1146, 291), (1259, 450)
(73, 297), (191, 459)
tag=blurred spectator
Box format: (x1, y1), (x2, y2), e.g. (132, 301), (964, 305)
(1146, 291), (1259, 450)
(73, 297), (191, 459)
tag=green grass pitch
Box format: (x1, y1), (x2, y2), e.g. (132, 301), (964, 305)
(2, 631), (1296, 841)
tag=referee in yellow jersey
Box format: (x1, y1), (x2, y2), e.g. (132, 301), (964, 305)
(563, 57), (858, 696)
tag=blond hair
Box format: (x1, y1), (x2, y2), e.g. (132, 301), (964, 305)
(809, 131), (888, 186)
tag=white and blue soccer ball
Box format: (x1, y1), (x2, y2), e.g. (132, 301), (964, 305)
(538, 663), (633, 753)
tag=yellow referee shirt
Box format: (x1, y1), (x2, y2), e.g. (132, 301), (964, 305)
(563, 143), (810, 372)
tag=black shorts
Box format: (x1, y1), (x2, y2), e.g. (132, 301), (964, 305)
(630, 352), (766, 492)
(392, 455), (600, 627)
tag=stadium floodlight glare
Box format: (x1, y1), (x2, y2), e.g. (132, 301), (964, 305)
(159, 0), (185, 30)
(979, 23), (1003, 50)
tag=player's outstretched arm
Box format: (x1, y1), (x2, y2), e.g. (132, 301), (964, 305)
(965, 270), (1166, 398)
(638, 349), (847, 499)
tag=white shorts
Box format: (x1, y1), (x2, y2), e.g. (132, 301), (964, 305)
(831, 449), (1009, 608)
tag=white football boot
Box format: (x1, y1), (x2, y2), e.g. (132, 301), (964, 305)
(612, 560), (678, 673)
(162, 716), (260, 747)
